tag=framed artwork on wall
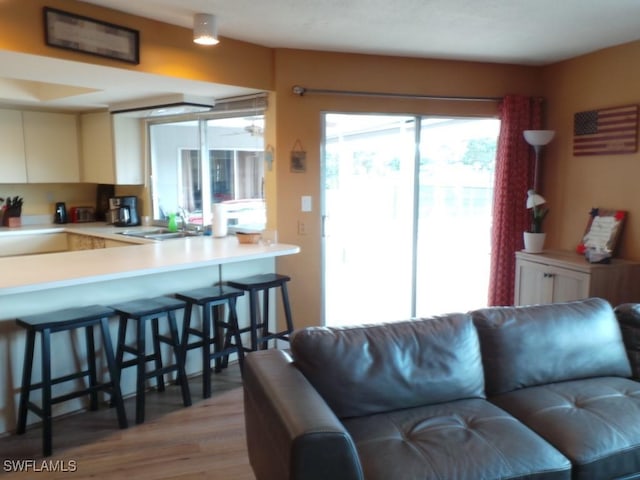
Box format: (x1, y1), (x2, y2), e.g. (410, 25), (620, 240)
(44, 7), (140, 64)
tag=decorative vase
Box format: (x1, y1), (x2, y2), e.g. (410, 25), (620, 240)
(523, 232), (546, 253)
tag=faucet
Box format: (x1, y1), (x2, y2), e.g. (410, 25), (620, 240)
(177, 207), (188, 232)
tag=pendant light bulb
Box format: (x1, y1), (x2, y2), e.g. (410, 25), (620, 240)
(193, 13), (219, 45)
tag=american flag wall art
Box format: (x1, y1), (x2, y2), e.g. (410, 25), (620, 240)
(573, 104), (638, 156)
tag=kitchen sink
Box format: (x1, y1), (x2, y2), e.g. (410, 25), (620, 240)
(118, 228), (202, 241)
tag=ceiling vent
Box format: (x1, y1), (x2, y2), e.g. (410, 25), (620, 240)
(109, 94), (215, 117)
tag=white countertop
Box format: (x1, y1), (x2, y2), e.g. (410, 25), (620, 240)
(0, 223), (300, 296)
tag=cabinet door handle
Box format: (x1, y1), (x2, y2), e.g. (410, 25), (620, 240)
(543, 272), (555, 278)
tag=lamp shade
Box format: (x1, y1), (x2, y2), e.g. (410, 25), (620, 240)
(193, 13), (219, 45)
(523, 130), (555, 146)
(526, 189), (546, 208)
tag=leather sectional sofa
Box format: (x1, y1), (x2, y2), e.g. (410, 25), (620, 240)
(243, 297), (640, 479)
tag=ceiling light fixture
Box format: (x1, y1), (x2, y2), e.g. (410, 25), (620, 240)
(193, 13), (219, 46)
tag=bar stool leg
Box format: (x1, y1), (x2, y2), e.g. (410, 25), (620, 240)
(181, 302), (193, 364)
(229, 298), (245, 373)
(202, 303), (212, 398)
(99, 317), (128, 429)
(249, 289), (259, 351)
(135, 318), (146, 424)
(261, 288), (270, 350)
(280, 281), (295, 334)
(85, 325), (99, 411)
(168, 311), (191, 407)
(41, 328), (53, 457)
(213, 305), (224, 374)
(115, 316), (128, 375)
(151, 318), (166, 392)
(16, 330), (36, 435)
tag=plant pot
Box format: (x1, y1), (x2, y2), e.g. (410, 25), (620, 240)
(523, 232), (546, 253)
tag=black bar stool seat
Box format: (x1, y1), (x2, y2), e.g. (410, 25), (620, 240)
(226, 273), (294, 351)
(174, 285), (246, 398)
(16, 305), (128, 457)
(111, 296), (191, 424)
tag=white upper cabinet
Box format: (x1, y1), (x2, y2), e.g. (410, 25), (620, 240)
(0, 109), (27, 183)
(80, 112), (144, 185)
(22, 111), (80, 183)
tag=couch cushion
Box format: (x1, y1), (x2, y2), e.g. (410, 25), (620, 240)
(471, 298), (631, 396)
(343, 398), (571, 480)
(290, 314), (485, 418)
(491, 377), (640, 480)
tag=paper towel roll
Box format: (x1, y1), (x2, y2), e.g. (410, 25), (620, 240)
(212, 203), (228, 237)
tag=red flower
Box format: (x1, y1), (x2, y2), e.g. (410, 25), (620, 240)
(577, 244), (587, 254)
(615, 211), (625, 221)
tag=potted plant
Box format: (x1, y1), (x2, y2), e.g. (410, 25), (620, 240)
(523, 189), (548, 253)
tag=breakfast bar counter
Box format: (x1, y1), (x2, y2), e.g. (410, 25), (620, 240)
(0, 224), (300, 296)
(0, 223), (300, 435)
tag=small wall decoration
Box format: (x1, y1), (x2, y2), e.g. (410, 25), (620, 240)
(44, 7), (140, 64)
(573, 104), (638, 156)
(290, 139), (306, 173)
(577, 208), (626, 263)
(265, 144), (275, 171)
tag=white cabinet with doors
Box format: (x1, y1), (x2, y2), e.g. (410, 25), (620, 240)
(80, 111), (144, 185)
(22, 111), (80, 183)
(515, 250), (640, 307)
(0, 109), (27, 183)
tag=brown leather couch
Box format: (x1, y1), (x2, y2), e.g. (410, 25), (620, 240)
(243, 298), (640, 480)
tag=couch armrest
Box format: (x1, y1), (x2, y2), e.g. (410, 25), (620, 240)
(243, 350), (363, 480)
(614, 303), (640, 379)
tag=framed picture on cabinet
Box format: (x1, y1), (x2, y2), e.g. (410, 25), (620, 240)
(577, 208), (626, 263)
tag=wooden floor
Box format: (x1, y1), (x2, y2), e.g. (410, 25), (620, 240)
(0, 363), (256, 479)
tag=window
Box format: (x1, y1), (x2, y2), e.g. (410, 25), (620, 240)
(149, 97), (266, 230)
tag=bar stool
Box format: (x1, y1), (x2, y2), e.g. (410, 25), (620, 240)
(226, 273), (294, 351)
(174, 285), (246, 398)
(16, 305), (128, 457)
(111, 297), (191, 424)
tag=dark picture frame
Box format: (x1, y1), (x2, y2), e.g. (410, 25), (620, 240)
(44, 7), (140, 64)
(290, 150), (307, 173)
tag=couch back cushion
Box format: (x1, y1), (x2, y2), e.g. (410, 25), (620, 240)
(471, 297), (631, 396)
(290, 314), (485, 419)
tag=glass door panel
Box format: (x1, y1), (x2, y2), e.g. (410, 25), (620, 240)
(322, 113), (499, 326)
(323, 114), (416, 325)
(415, 118), (499, 316)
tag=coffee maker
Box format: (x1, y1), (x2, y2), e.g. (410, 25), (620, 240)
(108, 196), (140, 226)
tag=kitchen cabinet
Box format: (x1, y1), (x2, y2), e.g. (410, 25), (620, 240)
(22, 111), (80, 183)
(0, 109), (27, 183)
(80, 112), (144, 185)
(514, 250), (640, 307)
(104, 238), (136, 248)
(67, 233), (106, 251)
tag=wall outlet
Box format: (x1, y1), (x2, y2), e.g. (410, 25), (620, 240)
(297, 220), (307, 235)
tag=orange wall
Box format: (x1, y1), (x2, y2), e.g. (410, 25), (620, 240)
(0, 0), (273, 90)
(542, 41), (640, 260)
(8, 1), (637, 327)
(273, 49), (541, 327)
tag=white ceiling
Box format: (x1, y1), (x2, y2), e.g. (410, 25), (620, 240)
(4, 0), (640, 112)
(83, 0), (640, 65)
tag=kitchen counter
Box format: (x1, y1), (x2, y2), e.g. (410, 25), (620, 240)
(0, 223), (300, 295)
(0, 222), (300, 436)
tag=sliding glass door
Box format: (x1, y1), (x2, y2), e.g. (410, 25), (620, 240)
(322, 113), (499, 326)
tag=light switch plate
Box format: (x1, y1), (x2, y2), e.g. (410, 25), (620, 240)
(301, 195), (312, 212)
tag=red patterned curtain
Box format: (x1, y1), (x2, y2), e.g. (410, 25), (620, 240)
(488, 95), (542, 306)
